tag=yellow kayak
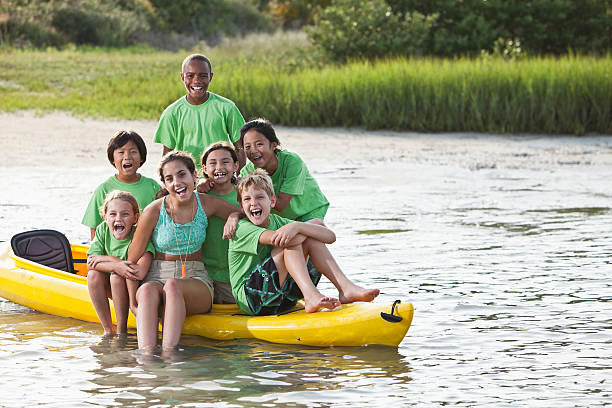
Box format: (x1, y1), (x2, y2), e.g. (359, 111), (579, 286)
(0, 241), (413, 347)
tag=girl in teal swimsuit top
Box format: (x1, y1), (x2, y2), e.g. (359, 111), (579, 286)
(153, 193), (208, 255)
(127, 151), (241, 354)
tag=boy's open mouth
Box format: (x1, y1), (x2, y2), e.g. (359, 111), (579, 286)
(122, 162), (133, 171)
(191, 86), (204, 92)
(250, 209), (262, 217)
(113, 223), (125, 233)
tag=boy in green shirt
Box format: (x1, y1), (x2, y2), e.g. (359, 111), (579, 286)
(154, 53), (246, 169)
(228, 170), (379, 315)
(82, 130), (160, 240)
(87, 191), (155, 336)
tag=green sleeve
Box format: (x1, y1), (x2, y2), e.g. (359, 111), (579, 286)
(86, 224), (107, 256)
(231, 220), (265, 256)
(81, 185), (106, 229)
(278, 152), (307, 196)
(227, 103), (245, 144)
(144, 240), (156, 256)
(153, 105), (178, 149)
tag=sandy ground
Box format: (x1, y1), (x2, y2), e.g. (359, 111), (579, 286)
(2, 111), (611, 169)
(1, 110), (611, 243)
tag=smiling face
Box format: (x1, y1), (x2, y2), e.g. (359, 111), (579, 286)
(104, 199), (138, 240)
(112, 140), (142, 182)
(181, 59), (213, 105)
(161, 159), (197, 202)
(203, 148), (238, 186)
(240, 185), (276, 228)
(243, 129), (278, 173)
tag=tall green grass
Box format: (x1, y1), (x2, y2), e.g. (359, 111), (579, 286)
(0, 35), (609, 134)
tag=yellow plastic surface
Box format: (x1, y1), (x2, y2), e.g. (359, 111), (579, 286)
(0, 243), (413, 347)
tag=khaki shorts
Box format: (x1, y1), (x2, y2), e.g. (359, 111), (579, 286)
(213, 281), (236, 304)
(144, 260), (214, 300)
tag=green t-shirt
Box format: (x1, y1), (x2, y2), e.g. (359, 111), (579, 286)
(228, 214), (294, 314)
(240, 149), (329, 221)
(201, 189), (239, 283)
(82, 175), (161, 230)
(87, 222), (155, 259)
(153, 93), (245, 168)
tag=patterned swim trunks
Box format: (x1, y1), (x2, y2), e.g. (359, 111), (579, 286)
(244, 256), (321, 316)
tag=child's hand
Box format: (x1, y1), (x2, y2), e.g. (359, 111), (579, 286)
(115, 261), (138, 281)
(130, 262), (149, 281)
(222, 213), (240, 239)
(197, 178), (214, 193)
(87, 255), (101, 270)
(272, 223), (303, 247)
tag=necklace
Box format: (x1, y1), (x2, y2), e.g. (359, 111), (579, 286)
(169, 195), (196, 278)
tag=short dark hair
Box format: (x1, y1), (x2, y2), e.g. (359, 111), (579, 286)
(240, 118), (280, 145)
(158, 151), (196, 183)
(107, 130), (147, 166)
(182, 53), (212, 73)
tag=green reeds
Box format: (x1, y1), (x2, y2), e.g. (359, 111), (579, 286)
(0, 43), (610, 134)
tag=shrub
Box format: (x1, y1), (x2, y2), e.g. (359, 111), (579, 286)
(388, 0), (611, 55)
(149, 0), (274, 42)
(306, 0), (437, 61)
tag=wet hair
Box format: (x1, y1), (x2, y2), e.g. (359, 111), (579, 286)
(158, 150), (197, 183)
(107, 130), (147, 167)
(201, 141), (239, 184)
(182, 53), (212, 73)
(236, 169), (275, 202)
(100, 190), (139, 217)
(240, 118), (281, 147)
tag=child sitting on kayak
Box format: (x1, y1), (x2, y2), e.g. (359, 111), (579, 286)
(200, 141), (241, 304)
(240, 118), (329, 222)
(87, 191), (155, 336)
(82, 130), (160, 240)
(228, 170), (379, 315)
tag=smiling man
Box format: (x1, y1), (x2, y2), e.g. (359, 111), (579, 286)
(154, 54), (246, 169)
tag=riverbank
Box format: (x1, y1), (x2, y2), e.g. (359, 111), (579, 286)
(0, 42), (610, 134)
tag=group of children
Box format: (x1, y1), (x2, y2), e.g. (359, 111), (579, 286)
(83, 54), (379, 352)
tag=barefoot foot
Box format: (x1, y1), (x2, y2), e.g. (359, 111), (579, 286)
(304, 295), (341, 313)
(339, 286), (380, 304)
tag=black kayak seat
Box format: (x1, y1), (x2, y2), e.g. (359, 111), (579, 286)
(10, 229), (86, 274)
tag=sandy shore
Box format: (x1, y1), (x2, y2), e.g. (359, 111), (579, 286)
(1, 111), (611, 243)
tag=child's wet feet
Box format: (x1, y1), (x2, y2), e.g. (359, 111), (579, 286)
(304, 295), (340, 313)
(339, 287), (380, 304)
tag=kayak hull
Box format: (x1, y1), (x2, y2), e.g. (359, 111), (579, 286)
(0, 243), (413, 347)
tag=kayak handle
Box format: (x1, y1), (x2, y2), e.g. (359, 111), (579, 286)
(381, 300), (403, 323)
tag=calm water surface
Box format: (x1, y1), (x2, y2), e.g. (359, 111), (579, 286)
(1, 130), (611, 407)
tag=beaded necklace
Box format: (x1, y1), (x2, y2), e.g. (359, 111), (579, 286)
(169, 195), (196, 278)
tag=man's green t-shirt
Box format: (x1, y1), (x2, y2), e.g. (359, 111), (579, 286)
(154, 93), (245, 168)
(228, 214), (294, 314)
(87, 222), (155, 259)
(202, 189), (239, 283)
(82, 175), (161, 230)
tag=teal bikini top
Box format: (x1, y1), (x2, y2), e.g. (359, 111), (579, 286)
(152, 194), (208, 255)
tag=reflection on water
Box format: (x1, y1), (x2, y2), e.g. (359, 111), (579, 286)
(1, 133), (612, 406)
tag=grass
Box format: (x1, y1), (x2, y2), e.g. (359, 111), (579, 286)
(0, 32), (610, 134)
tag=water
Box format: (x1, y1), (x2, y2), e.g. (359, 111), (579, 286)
(1, 117), (611, 406)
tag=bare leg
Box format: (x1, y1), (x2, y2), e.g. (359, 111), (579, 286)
(126, 278), (140, 316)
(272, 245), (340, 313)
(160, 278), (212, 352)
(136, 282), (163, 352)
(87, 269), (114, 335)
(302, 238), (379, 304)
(110, 273), (129, 335)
